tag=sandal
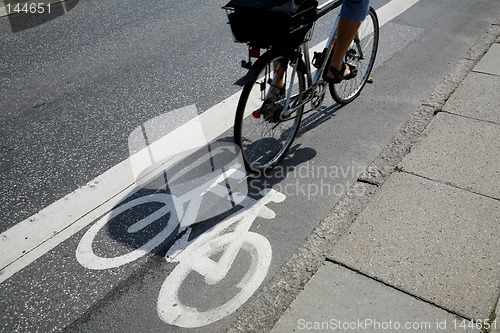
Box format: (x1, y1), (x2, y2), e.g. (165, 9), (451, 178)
(323, 62), (358, 84)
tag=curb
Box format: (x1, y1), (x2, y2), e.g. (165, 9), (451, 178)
(0, 0), (67, 18)
(227, 21), (500, 333)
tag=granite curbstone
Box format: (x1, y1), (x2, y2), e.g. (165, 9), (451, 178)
(464, 25), (500, 60)
(357, 104), (435, 186)
(423, 58), (477, 109)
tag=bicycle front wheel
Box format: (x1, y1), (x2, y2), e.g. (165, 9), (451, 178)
(330, 7), (379, 104)
(234, 49), (305, 174)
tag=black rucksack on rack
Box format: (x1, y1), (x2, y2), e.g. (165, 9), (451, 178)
(223, 0), (318, 48)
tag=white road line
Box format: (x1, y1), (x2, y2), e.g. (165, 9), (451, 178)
(0, 97), (241, 284)
(0, 0), (420, 284)
(377, 0), (420, 27)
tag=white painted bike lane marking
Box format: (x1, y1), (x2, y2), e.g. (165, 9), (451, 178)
(73, 148), (282, 328)
(157, 189), (286, 328)
(0, 0), (420, 284)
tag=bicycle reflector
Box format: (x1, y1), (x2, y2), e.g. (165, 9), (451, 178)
(252, 109), (261, 118)
(249, 48), (260, 58)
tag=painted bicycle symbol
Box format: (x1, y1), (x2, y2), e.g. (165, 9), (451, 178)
(159, 187), (285, 327)
(76, 157), (285, 328)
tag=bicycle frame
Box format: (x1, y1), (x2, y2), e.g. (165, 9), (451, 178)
(310, 0), (344, 86)
(232, 0), (378, 172)
(273, 0), (369, 118)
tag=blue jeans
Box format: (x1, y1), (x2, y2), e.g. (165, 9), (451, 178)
(340, 0), (370, 21)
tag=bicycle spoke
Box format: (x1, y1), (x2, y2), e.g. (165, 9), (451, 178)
(235, 51), (305, 172)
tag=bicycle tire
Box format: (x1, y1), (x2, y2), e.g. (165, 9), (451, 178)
(234, 48), (305, 174)
(157, 232), (272, 327)
(330, 7), (379, 104)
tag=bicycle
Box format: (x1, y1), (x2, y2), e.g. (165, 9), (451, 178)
(226, 0), (379, 173)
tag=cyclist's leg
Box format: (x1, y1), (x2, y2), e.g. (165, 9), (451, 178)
(269, 60), (286, 101)
(325, 0), (370, 81)
(329, 7), (379, 104)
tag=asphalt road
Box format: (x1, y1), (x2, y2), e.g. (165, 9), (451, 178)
(1, 0), (499, 332)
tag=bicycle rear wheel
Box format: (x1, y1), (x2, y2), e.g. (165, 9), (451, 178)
(234, 49), (305, 174)
(330, 7), (379, 104)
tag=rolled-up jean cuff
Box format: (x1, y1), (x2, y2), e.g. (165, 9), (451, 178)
(339, 0), (370, 21)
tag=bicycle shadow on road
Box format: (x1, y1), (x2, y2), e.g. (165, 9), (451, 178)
(244, 143), (316, 195)
(296, 103), (344, 138)
(76, 138), (249, 264)
(75, 134), (295, 327)
(76, 136), (318, 271)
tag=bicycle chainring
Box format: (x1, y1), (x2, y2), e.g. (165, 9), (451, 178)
(312, 82), (327, 109)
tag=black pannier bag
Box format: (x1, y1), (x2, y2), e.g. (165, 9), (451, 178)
(223, 0), (318, 48)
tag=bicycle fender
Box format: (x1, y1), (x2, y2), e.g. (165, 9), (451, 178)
(233, 57), (306, 87)
(234, 48), (305, 87)
(234, 68), (258, 87)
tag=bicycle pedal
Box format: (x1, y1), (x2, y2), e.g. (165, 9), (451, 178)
(345, 49), (357, 60)
(312, 51), (325, 69)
